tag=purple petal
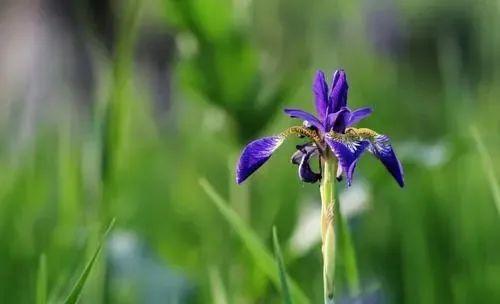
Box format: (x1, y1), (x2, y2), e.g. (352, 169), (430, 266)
(298, 147), (321, 183)
(325, 134), (370, 186)
(313, 70), (329, 122)
(368, 135), (404, 187)
(328, 69), (349, 114)
(325, 107), (350, 132)
(346, 107), (373, 127)
(236, 136), (285, 184)
(291, 143), (316, 165)
(283, 109), (324, 132)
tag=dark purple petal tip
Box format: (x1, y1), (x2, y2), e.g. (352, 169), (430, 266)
(236, 136), (285, 184)
(369, 135), (404, 187)
(298, 146), (321, 183)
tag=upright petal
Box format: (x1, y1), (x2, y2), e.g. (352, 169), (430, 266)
(328, 69), (349, 114)
(313, 70), (329, 122)
(368, 134), (404, 187)
(346, 107), (373, 127)
(236, 136), (285, 184)
(325, 107), (350, 133)
(283, 109), (324, 132)
(325, 133), (370, 186)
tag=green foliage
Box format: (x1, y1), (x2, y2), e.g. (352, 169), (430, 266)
(36, 254), (47, 304)
(1, 0), (500, 303)
(63, 218), (115, 304)
(200, 178), (309, 304)
(272, 227), (293, 304)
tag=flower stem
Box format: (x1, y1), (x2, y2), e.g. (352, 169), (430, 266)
(320, 154), (336, 303)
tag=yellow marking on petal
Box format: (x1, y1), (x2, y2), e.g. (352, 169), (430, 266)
(346, 127), (378, 138)
(281, 126), (322, 145)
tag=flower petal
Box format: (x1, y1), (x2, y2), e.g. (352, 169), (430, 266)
(325, 107), (350, 133)
(236, 136), (285, 184)
(283, 109), (324, 132)
(298, 147), (321, 183)
(325, 133), (370, 186)
(346, 107), (373, 127)
(313, 70), (329, 122)
(328, 69), (349, 114)
(368, 134), (404, 187)
(291, 143), (316, 165)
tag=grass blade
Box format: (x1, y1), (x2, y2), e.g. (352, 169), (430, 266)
(199, 178), (309, 304)
(273, 226), (293, 304)
(471, 126), (500, 215)
(209, 267), (228, 304)
(63, 218), (116, 304)
(36, 253), (47, 304)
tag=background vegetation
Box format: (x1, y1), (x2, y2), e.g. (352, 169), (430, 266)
(0, 0), (500, 303)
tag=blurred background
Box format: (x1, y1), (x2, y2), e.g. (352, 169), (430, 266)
(1, 0), (500, 303)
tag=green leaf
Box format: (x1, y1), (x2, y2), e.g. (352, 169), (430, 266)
(471, 126), (500, 215)
(63, 218), (116, 304)
(273, 226), (293, 304)
(199, 178), (309, 304)
(36, 253), (47, 304)
(209, 267), (228, 304)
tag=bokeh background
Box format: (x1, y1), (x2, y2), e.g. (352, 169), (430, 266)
(1, 0), (500, 303)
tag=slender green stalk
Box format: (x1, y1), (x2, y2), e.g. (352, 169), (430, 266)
(320, 154), (336, 303)
(273, 226), (293, 304)
(36, 253), (47, 304)
(471, 126), (500, 215)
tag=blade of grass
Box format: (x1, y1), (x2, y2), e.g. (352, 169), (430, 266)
(209, 266), (228, 304)
(36, 253), (47, 304)
(199, 178), (310, 304)
(273, 226), (293, 304)
(471, 126), (500, 215)
(63, 218), (116, 304)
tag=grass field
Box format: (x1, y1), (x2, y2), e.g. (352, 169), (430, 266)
(1, 0), (500, 303)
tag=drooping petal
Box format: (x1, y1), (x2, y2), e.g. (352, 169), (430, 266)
(325, 133), (370, 186)
(346, 127), (405, 187)
(236, 136), (285, 184)
(346, 107), (373, 127)
(325, 107), (350, 133)
(368, 134), (404, 187)
(291, 143), (316, 165)
(313, 70), (329, 122)
(283, 109), (324, 132)
(298, 146), (321, 183)
(328, 69), (349, 114)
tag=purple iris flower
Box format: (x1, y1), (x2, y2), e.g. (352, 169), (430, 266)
(236, 69), (404, 187)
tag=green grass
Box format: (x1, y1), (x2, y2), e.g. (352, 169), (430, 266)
(63, 218), (115, 304)
(1, 0), (500, 303)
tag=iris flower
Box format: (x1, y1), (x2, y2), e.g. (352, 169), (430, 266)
(236, 69), (404, 187)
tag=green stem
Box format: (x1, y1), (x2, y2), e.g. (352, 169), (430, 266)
(320, 154), (336, 303)
(320, 153), (361, 302)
